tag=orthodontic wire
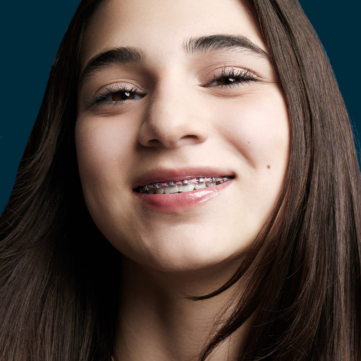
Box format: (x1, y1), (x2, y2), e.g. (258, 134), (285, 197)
(141, 177), (231, 191)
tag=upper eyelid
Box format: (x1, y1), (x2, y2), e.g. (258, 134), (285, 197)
(101, 84), (140, 95)
(83, 61), (264, 92)
(93, 69), (257, 99)
(212, 66), (263, 79)
(96, 82), (143, 95)
(200, 66), (261, 86)
(89, 83), (143, 103)
(217, 68), (256, 78)
(86, 65), (262, 102)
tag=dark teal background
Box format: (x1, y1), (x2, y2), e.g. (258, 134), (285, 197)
(0, 1), (360, 215)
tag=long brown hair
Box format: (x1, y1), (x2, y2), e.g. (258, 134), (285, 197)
(0, 0), (360, 360)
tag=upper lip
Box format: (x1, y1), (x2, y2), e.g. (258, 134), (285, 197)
(133, 166), (235, 189)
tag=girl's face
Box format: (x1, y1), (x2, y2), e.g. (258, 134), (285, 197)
(76, 0), (289, 272)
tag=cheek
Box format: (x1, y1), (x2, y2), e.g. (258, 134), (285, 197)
(216, 88), (289, 169)
(75, 117), (135, 205)
(213, 88), (289, 223)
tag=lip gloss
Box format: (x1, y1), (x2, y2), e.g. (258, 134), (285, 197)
(134, 180), (232, 213)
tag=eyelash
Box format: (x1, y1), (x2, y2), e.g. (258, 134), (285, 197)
(90, 68), (258, 107)
(207, 68), (258, 88)
(92, 86), (143, 106)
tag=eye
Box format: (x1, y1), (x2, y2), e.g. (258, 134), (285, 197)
(206, 68), (258, 88)
(92, 86), (145, 106)
(107, 90), (142, 102)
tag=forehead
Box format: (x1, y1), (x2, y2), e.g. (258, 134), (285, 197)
(81, 0), (266, 67)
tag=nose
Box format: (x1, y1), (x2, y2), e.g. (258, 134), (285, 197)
(137, 81), (209, 149)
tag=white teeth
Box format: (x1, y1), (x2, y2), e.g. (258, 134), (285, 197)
(206, 182), (216, 187)
(164, 185), (179, 194)
(177, 184), (195, 193)
(155, 187), (166, 194)
(148, 188), (156, 194)
(194, 183), (207, 190)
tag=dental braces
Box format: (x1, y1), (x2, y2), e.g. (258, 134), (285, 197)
(139, 176), (232, 192)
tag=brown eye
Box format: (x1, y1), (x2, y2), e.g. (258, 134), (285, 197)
(215, 77), (237, 86)
(93, 87), (145, 106)
(112, 91), (138, 101)
(206, 69), (258, 88)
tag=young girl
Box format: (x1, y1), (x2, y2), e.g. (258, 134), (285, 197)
(1, 0), (360, 360)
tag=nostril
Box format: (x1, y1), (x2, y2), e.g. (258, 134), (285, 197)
(182, 135), (198, 140)
(177, 134), (202, 146)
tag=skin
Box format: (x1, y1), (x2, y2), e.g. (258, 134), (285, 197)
(76, 0), (290, 359)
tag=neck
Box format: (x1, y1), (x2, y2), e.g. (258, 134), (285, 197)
(115, 258), (251, 361)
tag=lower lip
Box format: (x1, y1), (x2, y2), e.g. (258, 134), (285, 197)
(134, 180), (232, 213)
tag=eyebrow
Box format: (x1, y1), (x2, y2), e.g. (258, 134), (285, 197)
(79, 34), (269, 88)
(184, 34), (269, 59)
(79, 47), (143, 87)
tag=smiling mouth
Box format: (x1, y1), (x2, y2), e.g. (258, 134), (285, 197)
(134, 176), (234, 194)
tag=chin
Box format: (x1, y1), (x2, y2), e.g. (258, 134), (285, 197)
(126, 232), (248, 275)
